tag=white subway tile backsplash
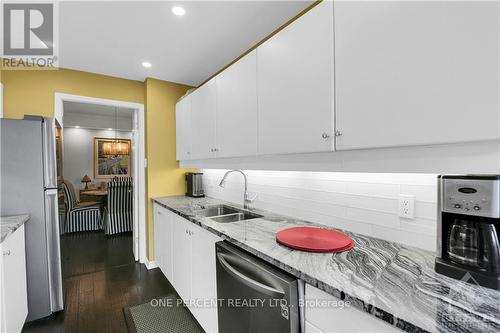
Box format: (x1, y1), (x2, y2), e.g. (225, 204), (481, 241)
(400, 219), (436, 236)
(343, 196), (397, 213)
(370, 225), (436, 251)
(400, 184), (437, 203)
(345, 207), (400, 229)
(345, 182), (400, 198)
(202, 169), (438, 252)
(415, 202), (438, 220)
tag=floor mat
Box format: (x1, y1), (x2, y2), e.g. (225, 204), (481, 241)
(123, 294), (204, 333)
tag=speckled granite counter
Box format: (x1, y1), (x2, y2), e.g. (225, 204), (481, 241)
(0, 214), (29, 243)
(153, 196), (500, 333)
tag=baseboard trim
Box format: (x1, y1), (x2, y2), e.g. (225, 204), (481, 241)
(144, 258), (158, 270)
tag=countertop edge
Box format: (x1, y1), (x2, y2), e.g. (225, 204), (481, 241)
(152, 198), (429, 333)
(0, 214), (30, 244)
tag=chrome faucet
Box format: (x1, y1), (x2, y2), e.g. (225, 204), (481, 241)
(218, 169), (256, 210)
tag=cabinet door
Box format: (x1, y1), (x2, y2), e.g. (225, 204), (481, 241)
(154, 205), (174, 281)
(257, 1), (334, 155)
(334, 1), (500, 150)
(190, 225), (221, 333)
(162, 209), (174, 282)
(191, 79), (217, 159)
(0, 225), (28, 333)
(216, 50), (258, 157)
(171, 215), (192, 301)
(175, 96), (192, 160)
(153, 204), (164, 272)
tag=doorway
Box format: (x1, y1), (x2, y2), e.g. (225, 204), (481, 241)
(54, 93), (146, 266)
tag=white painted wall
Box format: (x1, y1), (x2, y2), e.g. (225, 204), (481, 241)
(63, 127), (132, 195)
(202, 169), (438, 252)
(64, 113), (132, 131)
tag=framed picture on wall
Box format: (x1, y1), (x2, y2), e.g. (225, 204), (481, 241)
(93, 137), (131, 179)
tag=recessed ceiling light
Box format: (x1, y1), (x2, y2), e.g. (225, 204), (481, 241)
(142, 61), (152, 68)
(107, 128), (113, 131)
(172, 6), (186, 16)
(75, 125), (80, 128)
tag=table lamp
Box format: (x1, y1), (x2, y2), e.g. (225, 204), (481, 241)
(81, 175), (91, 190)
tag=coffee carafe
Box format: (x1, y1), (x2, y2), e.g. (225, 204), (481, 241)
(435, 175), (500, 290)
(448, 219), (499, 269)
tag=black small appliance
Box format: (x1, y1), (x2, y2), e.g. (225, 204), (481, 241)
(435, 175), (500, 290)
(185, 172), (204, 198)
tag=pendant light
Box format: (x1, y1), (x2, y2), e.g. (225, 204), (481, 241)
(102, 107), (129, 156)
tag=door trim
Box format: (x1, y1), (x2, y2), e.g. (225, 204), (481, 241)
(54, 93), (146, 264)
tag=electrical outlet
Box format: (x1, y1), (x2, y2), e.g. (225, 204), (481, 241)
(398, 194), (415, 219)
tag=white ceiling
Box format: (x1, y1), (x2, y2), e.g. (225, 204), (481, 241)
(59, 1), (312, 86)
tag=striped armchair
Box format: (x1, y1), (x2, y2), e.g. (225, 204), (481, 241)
(104, 178), (133, 235)
(62, 180), (102, 233)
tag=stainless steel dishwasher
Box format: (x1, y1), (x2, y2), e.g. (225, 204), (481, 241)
(216, 241), (304, 333)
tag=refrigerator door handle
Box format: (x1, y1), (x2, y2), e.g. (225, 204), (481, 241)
(44, 188), (64, 312)
(41, 117), (58, 189)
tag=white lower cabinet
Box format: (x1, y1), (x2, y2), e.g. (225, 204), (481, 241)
(305, 284), (400, 333)
(0, 225), (28, 333)
(154, 204), (173, 281)
(171, 215), (192, 302)
(153, 203), (221, 333)
(189, 223), (221, 333)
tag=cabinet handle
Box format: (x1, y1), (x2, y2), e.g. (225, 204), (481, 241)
(334, 130), (343, 137)
(3, 250), (11, 256)
(321, 132), (330, 139)
(185, 229), (188, 234)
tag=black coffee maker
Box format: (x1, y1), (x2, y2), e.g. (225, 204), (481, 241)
(435, 175), (500, 290)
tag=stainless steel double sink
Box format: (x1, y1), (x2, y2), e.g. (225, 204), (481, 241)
(194, 204), (263, 223)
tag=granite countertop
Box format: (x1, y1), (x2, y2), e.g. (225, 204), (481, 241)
(153, 196), (500, 333)
(0, 214), (29, 243)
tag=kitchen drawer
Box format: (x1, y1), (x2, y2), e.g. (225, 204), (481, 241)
(305, 284), (399, 333)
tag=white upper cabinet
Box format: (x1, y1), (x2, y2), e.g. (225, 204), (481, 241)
(334, 1), (500, 150)
(257, 1), (335, 155)
(175, 95), (192, 160)
(191, 79), (217, 159)
(216, 50), (259, 157)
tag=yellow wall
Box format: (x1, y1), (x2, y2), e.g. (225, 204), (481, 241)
(1, 68), (144, 117)
(1, 68), (193, 260)
(144, 78), (194, 258)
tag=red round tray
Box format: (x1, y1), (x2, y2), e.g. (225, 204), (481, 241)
(276, 227), (354, 253)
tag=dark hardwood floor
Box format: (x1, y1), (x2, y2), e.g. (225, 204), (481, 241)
(23, 231), (175, 333)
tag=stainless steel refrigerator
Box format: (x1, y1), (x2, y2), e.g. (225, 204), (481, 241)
(0, 116), (64, 321)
